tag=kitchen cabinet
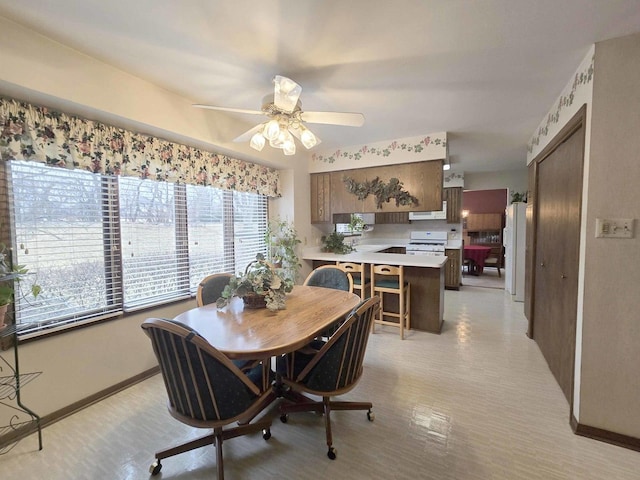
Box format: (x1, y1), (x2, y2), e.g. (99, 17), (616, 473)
(374, 212), (410, 224)
(465, 213), (502, 231)
(443, 187), (462, 224)
(330, 160), (443, 214)
(444, 248), (461, 290)
(310, 173), (331, 224)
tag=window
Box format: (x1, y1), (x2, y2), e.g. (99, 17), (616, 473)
(6, 161), (268, 335)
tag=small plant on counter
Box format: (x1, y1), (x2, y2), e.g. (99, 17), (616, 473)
(321, 232), (355, 254)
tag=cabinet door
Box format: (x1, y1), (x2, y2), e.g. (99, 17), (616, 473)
(444, 249), (461, 290)
(466, 213), (502, 231)
(374, 212), (410, 224)
(444, 187), (462, 224)
(310, 173), (331, 223)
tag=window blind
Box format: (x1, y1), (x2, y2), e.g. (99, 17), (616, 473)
(8, 161), (123, 330)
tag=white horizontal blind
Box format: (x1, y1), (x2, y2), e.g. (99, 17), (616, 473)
(232, 190), (268, 273)
(118, 177), (190, 309)
(8, 161), (122, 329)
(186, 185), (232, 292)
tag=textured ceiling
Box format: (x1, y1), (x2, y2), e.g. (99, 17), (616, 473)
(1, 0), (640, 173)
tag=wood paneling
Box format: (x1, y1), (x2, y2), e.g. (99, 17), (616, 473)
(331, 160), (443, 214)
(444, 187), (463, 223)
(466, 213), (502, 231)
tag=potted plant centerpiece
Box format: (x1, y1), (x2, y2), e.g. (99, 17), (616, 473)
(216, 253), (294, 312)
(0, 243), (41, 331)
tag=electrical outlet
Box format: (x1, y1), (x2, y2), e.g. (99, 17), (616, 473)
(595, 218), (634, 238)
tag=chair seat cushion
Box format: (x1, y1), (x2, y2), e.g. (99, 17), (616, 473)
(373, 279), (409, 289)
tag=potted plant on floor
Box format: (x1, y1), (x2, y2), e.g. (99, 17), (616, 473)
(216, 253), (294, 311)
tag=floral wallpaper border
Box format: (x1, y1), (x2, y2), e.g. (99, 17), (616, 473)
(311, 134), (447, 164)
(527, 53), (594, 154)
(0, 97), (280, 197)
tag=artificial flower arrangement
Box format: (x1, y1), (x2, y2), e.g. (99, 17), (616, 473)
(216, 253), (294, 311)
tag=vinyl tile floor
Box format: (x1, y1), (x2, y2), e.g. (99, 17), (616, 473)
(2, 287), (639, 479)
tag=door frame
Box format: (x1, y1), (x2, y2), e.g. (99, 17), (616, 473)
(527, 104), (586, 418)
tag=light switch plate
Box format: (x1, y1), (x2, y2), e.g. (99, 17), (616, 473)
(595, 218), (634, 238)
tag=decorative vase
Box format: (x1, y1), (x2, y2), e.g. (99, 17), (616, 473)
(242, 293), (267, 309)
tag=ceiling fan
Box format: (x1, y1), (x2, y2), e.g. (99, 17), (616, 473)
(193, 75), (365, 155)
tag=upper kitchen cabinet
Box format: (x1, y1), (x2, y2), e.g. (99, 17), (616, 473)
(443, 186), (462, 223)
(465, 212), (502, 231)
(331, 160), (443, 214)
(310, 172), (331, 224)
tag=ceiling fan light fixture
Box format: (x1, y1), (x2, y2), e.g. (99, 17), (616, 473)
(274, 75), (302, 112)
(300, 126), (318, 149)
(283, 141), (296, 155)
(249, 131), (265, 151)
(264, 119), (281, 141)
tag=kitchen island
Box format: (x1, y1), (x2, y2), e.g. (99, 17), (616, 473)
(302, 245), (447, 334)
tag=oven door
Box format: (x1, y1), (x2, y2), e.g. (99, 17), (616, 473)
(406, 249), (445, 256)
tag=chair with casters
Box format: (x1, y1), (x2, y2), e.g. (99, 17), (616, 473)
(303, 265), (354, 338)
(483, 246), (503, 277)
(277, 296), (380, 460)
(370, 264), (410, 339)
(335, 261), (369, 298)
(196, 272), (233, 307)
(141, 318), (273, 479)
(303, 265), (354, 293)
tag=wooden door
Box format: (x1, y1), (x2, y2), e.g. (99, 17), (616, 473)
(532, 116), (584, 404)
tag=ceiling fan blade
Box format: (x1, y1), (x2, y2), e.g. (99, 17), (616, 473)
(300, 111), (365, 127)
(273, 75), (302, 114)
(193, 104), (265, 116)
(233, 124), (264, 143)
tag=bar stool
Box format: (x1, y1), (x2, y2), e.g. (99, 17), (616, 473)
(336, 261), (369, 298)
(370, 264), (410, 339)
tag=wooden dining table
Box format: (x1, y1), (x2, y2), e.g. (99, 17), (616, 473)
(463, 245), (493, 275)
(173, 285), (361, 360)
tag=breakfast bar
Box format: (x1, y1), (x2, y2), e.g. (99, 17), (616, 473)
(302, 245), (447, 334)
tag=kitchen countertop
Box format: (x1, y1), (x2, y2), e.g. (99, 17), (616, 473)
(302, 245), (448, 268)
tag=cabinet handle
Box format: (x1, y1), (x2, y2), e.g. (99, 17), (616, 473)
(561, 274), (567, 279)
(540, 262), (545, 267)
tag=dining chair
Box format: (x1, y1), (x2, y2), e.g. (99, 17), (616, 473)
(277, 296), (380, 460)
(141, 318), (273, 479)
(303, 265), (354, 293)
(335, 261), (369, 298)
(483, 246), (503, 277)
(370, 264), (410, 339)
(196, 272), (233, 307)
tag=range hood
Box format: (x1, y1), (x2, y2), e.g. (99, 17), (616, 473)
(409, 201), (447, 221)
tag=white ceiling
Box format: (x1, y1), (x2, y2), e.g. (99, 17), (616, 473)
(1, 0), (640, 173)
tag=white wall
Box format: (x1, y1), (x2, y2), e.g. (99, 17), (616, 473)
(463, 169), (528, 196)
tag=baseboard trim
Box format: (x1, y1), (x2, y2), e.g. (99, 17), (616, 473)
(0, 366), (159, 450)
(571, 414), (640, 452)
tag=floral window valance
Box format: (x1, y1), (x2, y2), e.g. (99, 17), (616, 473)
(0, 97), (280, 197)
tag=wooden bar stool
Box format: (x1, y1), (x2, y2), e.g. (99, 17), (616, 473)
(336, 261), (369, 298)
(370, 264), (410, 339)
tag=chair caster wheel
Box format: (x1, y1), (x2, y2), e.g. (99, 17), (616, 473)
(327, 446), (337, 460)
(280, 414), (288, 423)
(367, 410), (375, 421)
(149, 460), (162, 475)
(262, 428), (272, 440)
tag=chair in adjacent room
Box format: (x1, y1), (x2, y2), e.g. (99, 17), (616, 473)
(335, 261), (369, 298)
(141, 318), (273, 479)
(196, 272), (233, 307)
(370, 264), (411, 339)
(483, 246), (503, 277)
(277, 296), (380, 460)
(303, 265), (354, 293)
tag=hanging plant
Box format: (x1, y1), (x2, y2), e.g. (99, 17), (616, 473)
(343, 176), (419, 209)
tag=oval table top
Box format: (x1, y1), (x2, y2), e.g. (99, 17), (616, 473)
(173, 285), (361, 360)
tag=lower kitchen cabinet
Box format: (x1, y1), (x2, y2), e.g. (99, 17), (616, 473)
(444, 248), (461, 290)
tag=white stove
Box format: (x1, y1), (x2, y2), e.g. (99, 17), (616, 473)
(406, 231), (448, 256)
